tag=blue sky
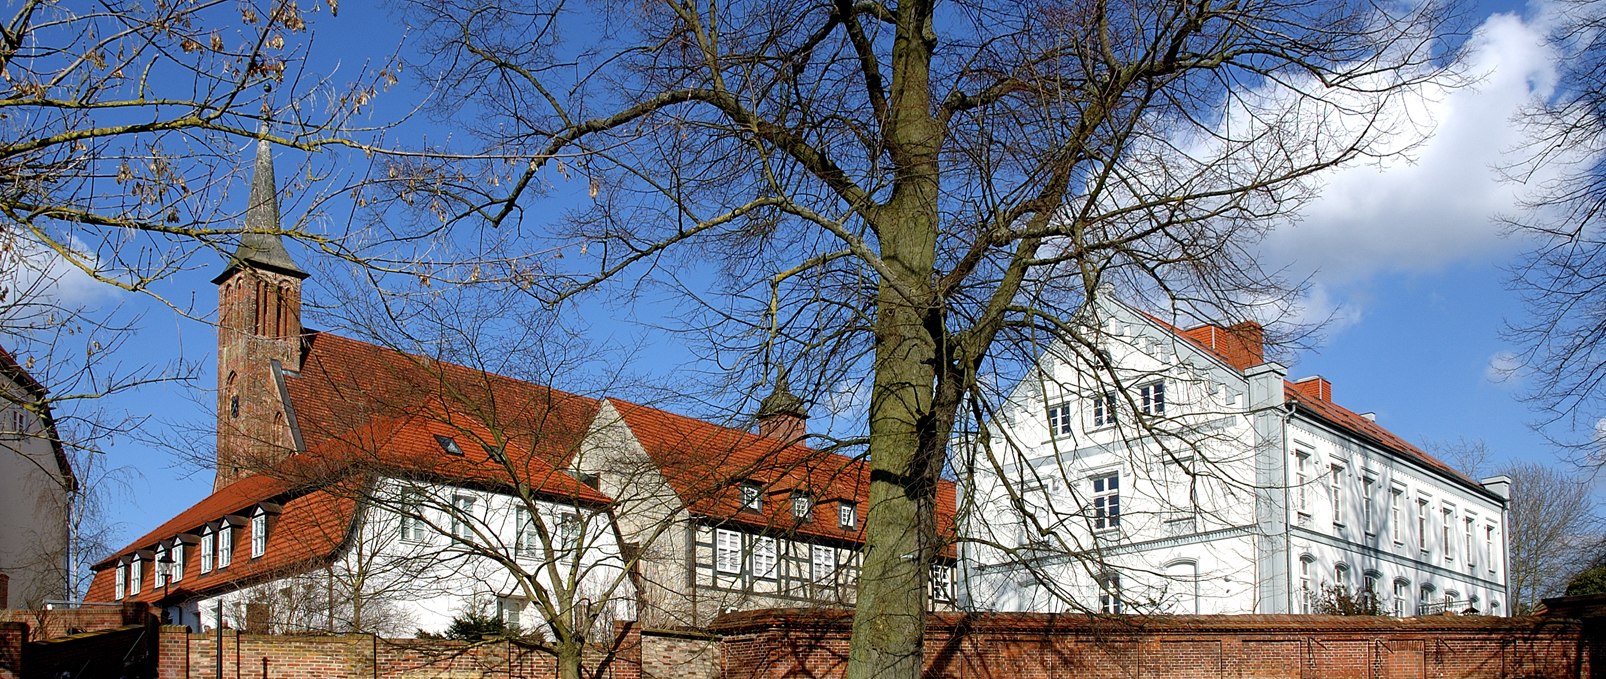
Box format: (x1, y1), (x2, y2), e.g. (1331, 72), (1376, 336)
(9, 0), (1593, 556)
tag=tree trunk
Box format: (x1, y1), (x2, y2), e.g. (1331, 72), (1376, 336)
(557, 642), (584, 679)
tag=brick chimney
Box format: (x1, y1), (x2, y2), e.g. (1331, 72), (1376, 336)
(212, 134), (308, 490)
(755, 374), (807, 444)
(1184, 320), (1265, 371)
(1291, 375), (1332, 402)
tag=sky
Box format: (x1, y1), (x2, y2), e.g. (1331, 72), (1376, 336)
(9, 0), (1598, 562)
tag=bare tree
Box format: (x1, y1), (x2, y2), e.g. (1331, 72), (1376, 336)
(382, 0), (1456, 675)
(1503, 0), (1606, 453)
(1502, 461), (1599, 613)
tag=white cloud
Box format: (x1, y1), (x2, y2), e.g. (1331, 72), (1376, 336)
(1262, 12), (1568, 286)
(0, 238), (117, 316)
(1486, 350), (1525, 383)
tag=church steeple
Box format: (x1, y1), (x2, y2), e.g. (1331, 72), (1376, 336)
(212, 133), (307, 490)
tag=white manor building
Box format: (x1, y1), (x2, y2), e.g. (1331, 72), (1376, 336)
(961, 296), (1511, 617)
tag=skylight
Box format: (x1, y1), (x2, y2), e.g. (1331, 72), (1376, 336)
(435, 435), (464, 456)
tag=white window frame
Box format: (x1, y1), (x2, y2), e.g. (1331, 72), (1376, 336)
(1442, 506), (1455, 562)
(1393, 579), (1409, 617)
(1091, 472), (1119, 531)
(1416, 498), (1430, 552)
(1362, 476), (1376, 537)
(451, 495), (476, 540)
(1294, 450), (1311, 514)
(153, 546), (168, 588)
(1047, 402), (1073, 436)
(1139, 381), (1165, 416)
(129, 558), (141, 595)
(556, 512), (579, 549)
(1334, 563), (1351, 592)
(750, 535), (778, 579)
(400, 489), (427, 543)
(931, 564), (954, 603)
(1098, 573), (1123, 614)
(1390, 487), (1405, 545)
(1090, 392), (1117, 428)
(1485, 524), (1497, 573)
(1298, 555), (1314, 613)
(514, 506), (538, 558)
(115, 561), (126, 600)
(170, 540), (184, 582)
(811, 544), (836, 584)
(1464, 516), (1476, 568)
(200, 529), (214, 575)
(740, 483), (762, 511)
(250, 511), (267, 558)
(838, 502), (857, 529)
(716, 529), (742, 574)
(217, 526), (233, 568)
(496, 596), (523, 628)
(1328, 465), (1344, 526)
(792, 493), (813, 520)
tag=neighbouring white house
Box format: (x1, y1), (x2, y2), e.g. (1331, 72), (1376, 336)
(960, 295), (1511, 617)
(84, 136), (957, 634)
(0, 345), (75, 608)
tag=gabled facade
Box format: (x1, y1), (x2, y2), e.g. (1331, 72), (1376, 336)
(0, 346), (75, 608)
(83, 136), (957, 633)
(962, 296), (1510, 617)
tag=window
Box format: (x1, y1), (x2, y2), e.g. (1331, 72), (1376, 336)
(1362, 477), (1376, 536)
(400, 490), (427, 543)
(153, 546), (168, 587)
(1090, 393), (1117, 428)
(1419, 584), (1436, 613)
(1098, 573), (1123, 614)
(792, 493), (813, 521)
(1047, 403), (1073, 436)
(1294, 451), (1311, 513)
(115, 562), (126, 600)
(129, 558), (141, 595)
(200, 529), (214, 575)
(496, 596), (522, 629)
(1334, 563), (1351, 592)
(1298, 556), (1314, 613)
(1139, 381), (1165, 415)
(1442, 507), (1455, 561)
(434, 435), (464, 456)
(716, 529), (742, 574)
(218, 527), (233, 568)
(1329, 465), (1344, 525)
(811, 544), (836, 584)
(556, 512), (579, 548)
(1465, 517), (1476, 568)
(514, 507), (538, 558)
(1390, 488), (1404, 544)
(170, 541), (184, 582)
(1485, 525), (1497, 572)
(1363, 571), (1380, 599)
(250, 511), (267, 558)
(740, 482), (762, 511)
(451, 495), (475, 540)
(838, 502), (857, 529)
(6, 407), (25, 435)
(1393, 579), (1410, 617)
(751, 535), (778, 579)
(931, 565), (953, 603)
(1092, 473), (1120, 531)
(1416, 498), (1430, 551)
(482, 443), (506, 463)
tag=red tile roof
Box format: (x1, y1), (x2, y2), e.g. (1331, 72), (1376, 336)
(610, 399), (959, 551)
(1132, 310), (1484, 492)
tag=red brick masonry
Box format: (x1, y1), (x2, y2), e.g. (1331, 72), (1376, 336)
(710, 610), (1596, 679)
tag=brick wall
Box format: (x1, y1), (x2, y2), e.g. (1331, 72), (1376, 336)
(641, 628), (721, 679)
(158, 621), (645, 679)
(711, 610), (1591, 679)
(0, 601), (150, 640)
(0, 622), (23, 679)
(22, 625), (151, 679)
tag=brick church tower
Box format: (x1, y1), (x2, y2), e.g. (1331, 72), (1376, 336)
(212, 136), (308, 490)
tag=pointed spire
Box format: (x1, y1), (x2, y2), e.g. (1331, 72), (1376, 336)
(214, 129), (307, 282)
(757, 369), (807, 420)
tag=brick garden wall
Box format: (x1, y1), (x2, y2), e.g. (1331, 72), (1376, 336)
(710, 610), (1594, 679)
(0, 601), (150, 640)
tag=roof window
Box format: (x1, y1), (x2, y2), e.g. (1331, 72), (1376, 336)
(435, 435), (464, 456)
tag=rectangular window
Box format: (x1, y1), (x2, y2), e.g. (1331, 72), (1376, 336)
(1443, 507), (1455, 561)
(716, 529), (742, 574)
(1363, 477), (1376, 536)
(250, 513), (267, 558)
(1091, 393), (1117, 428)
(170, 542), (184, 582)
(1294, 451), (1310, 513)
(451, 495), (475, 540)
(129, 558), (141, 595)
(1417, 498), (1430, 551)
(1139, 381), (1165, 416)
(838, 502), (857, 529)
(400, 490), (427, 543)
(556, 512), (579, 548)
(496, 596), (522, 628)
(1329, 466), (1344, 525)
(115, 562), (126, 599)
(1465, 517), (1476, 568)
(218, 527), (233, 568)
(1092, 473), (1120, 531)
(1298, 558), (1313, 613)
(1390, 488), (1404, 544)
(751, 536), (778, 579)
(931, 565), (953, 603)
(792, 493), (813, 521)
(1099, 573), (1123, 614)
(811, 544), (835, 584)
(200, 530), (214, 575)
(1393, 580), (1408, 617)
(514, 507), (538, 558)
(740, 483), (762, 511)
(153, 546), (167, 587)
(1047, 403), (1073, 436)
(1485, 525), (1497, 573)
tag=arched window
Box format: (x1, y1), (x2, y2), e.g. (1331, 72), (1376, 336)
(1166, 560), (1200, 615)
(1392, 578), (1410, 617)
(1334, 563), (1352, 592)
(1298, 555), (1315, 613)
(1419, 583), (1436, 615)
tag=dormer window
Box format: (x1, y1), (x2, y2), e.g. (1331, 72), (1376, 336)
(838, 501), (857, 529)
(153, 546), (168, 588)
(792, 493), (813, 521)
(435, 435), (464, 456)
(250, 509), (267, 558)
(218, 524), (234, 568)
(200, 528), (214, 574)
(740, 482), (762, 511)
(115, 561), (126, 599)
(129, 557), (141, 595)
(170, 540), (185, 582)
